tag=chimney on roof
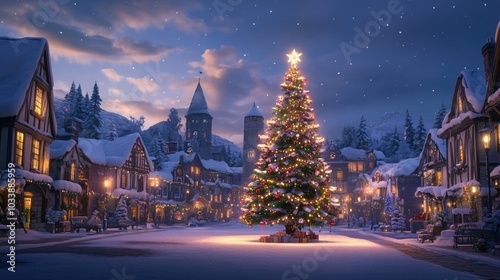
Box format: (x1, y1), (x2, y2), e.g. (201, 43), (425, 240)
(482, 38), (495, 87)
(61, 117), (81, 142)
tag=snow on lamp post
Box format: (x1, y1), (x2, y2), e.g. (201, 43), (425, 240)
(480, 126), (493, 215)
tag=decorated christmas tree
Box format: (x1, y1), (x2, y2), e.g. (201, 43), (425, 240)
(115, 195), (131, 221)
(240, 50), (336, 229)
(390, 196), (405, 231)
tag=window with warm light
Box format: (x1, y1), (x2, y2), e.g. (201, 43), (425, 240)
(357, 162), (364, 172)
(15, 131), (24, 166)
(121, 172), (127, 188)
(336, 170), (343, 180)
(436, 170), (442, 185)
(70, 162), (76, 181)
(247, 149), (255, 158)
(34, 86), (44, 116)
(31, 139), (40, 170)
(457, 95), (463, 113)
(348, 162), (356, 172)
(458, 138), (464, 163)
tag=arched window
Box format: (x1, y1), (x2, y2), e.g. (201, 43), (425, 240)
(193, 131), (198, 139)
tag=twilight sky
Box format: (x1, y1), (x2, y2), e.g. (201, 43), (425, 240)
(1, 0), (500, 146)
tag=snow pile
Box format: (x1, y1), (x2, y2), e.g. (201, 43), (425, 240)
(340, 147), (367, 160)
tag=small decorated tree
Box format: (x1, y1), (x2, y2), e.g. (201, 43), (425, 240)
(115, 195), (131, 221)
(391, 196), (405, 231)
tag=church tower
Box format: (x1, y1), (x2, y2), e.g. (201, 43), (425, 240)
(185, 81), (212, 160)
(242, 103), (264, 183)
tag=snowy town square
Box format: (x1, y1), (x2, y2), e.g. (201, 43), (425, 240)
(2, 1), (500, 280)
(1, 222), (499, 280)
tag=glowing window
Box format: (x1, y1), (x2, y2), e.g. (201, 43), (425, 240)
(15, 131), (24, 166)
(458, 139), (464, 163)
(34, 86), (43, 116)
(31, 139), (40, 170)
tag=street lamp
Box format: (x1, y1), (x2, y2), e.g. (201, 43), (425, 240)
(480, 126), (493, 214)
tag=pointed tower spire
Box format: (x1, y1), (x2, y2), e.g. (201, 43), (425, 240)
(186, 81), (211, 117)
(245, 102), (263, 118)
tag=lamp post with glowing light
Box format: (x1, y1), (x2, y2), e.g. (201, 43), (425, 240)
(102, 178), (110, 231)
(480, 127), (493, 215)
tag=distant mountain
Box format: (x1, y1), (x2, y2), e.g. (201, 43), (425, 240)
(368, 111), (434, 140)
(54, 98), (139, 138)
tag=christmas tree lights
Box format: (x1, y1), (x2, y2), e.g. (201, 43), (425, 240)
(240, 50), (337, 229)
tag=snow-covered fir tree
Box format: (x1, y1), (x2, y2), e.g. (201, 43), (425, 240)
(391, 196), (405, 231)
(241, 50), (336, 229)
(384, 193), (393, 220)
(82, 82), (103, 139)
(129, 116), (145, 132)
(114, 195), (131, 221)
(339, 124), (356, 148)
(404, 109), (415, 151)
(356, 115), (371, 150)
(433, 103), (447, 129)
(107, 123), (118, 141)
(149, 133), (167, 170)
(166, 108), (183, 149)
(378, 127), (399, 159)
(62, 82), (78, 119)
(74, 84), (86, 121)
(414, 115), (426, 153)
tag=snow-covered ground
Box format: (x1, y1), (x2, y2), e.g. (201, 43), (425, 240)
(0, 223), (485, 280)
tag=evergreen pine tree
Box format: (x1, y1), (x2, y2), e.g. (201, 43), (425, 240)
(63, 82), (78, 119)
(241, 50), (336, 228)
(114, 195), (131, 221)
(82, 82), (103, 139)
(433, 104), (447, 129)
(356, 115), (370, 150)
(389, 127), (400, 157)
(108, 123), (118, 141)
(149, 133), (166, 170)
(339, 125), (356, 148)
(390, 196), (405, 231)
(74, 84), (86, 121)
(166, 108), (183, 150)
(414, 115), (426, 154)
(404, 109), (415, 151)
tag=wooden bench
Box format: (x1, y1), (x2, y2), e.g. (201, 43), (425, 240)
(71, 216), (102, 233)
(453, 228), (474, 248)
(417, 224), (434, 243)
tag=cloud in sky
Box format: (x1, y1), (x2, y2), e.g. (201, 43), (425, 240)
(126, 76), (160, 94)
(101, 68), (123, 82)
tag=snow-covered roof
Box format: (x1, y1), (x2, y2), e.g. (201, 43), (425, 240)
(460, 70), (486, 113)
(245, 103), (263, 118)
(415, 186), (447, 198)
(0, 168), (53, 185)
(373, 157), (420, 178)
(231, 167), (243, 174)
(489, 164), (500, 179)
(53, 180), (82, 193)
(151, 162), (178, 181)
(205, 179), (233, 189)
(438, 71), (486, 135)
(201, 158), (234, 174)
(428, 128), (447, 159)
(340, 147), (367, 160)
(167, 151), (196, 163)
(78, 133), (153, 170)
(50, 139), (77, 159)
(438, 111), (484, 136)
(372, 150), (386, 160)
(0, 37), (50, 118)
(186, 82), (211, 117)
(112, 188), (148, 200)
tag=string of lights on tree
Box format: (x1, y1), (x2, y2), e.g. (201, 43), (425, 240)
(240, 49), (337, 229)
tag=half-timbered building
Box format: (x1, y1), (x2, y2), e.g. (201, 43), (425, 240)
(0, 37), (57, 231)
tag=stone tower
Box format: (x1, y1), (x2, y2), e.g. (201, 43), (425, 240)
(242, 103), (264, 183)
(185, 81), (212, 160)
